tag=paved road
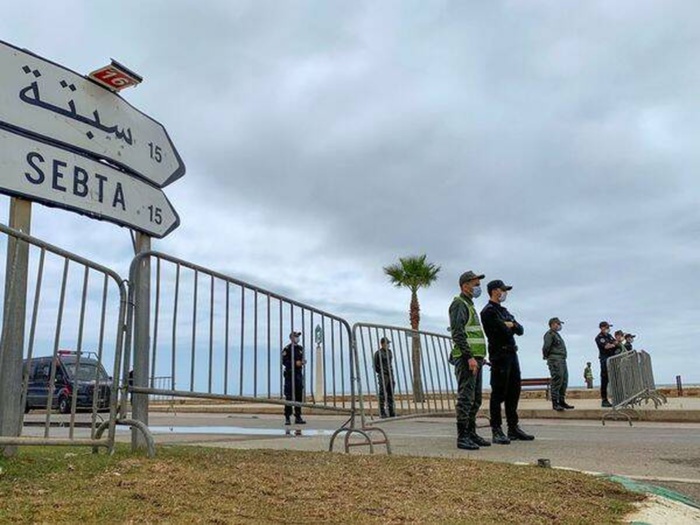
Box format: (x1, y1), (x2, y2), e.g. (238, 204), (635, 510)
(120, 412), (700, 503)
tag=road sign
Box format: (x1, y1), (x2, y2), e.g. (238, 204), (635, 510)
(0, 40), (184, 188)
(0, 128), (180, 238)
(89, 60), (143, 92)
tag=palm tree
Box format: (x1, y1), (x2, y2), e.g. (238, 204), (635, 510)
(383, 255), (441, 402)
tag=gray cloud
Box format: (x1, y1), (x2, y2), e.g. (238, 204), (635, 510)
(1, 0), (699, 384)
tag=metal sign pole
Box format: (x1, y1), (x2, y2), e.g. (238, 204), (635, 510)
(0, 197), (32, 457)
(131, 231), (151, 451)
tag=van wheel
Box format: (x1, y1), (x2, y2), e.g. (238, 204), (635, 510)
(58, 396), (70, 414)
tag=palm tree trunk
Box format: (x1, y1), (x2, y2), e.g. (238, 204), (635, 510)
(410, 290), (424, 403)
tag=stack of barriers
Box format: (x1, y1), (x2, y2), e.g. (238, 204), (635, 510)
(603, 350), (667, 426)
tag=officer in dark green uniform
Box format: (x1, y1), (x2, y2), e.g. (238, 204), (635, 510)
(449, 270), (490, 450)
(542, 317), (574, 411)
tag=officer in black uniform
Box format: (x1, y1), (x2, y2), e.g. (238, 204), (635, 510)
(595, 321), (617, 408)
(480, 279), (534, 444)
(373, 337), (396, 418)
(282, 330), (306, 425)
(624, 333), (635, 352)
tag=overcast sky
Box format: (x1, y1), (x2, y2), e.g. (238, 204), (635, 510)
(1, 0), (698, 385)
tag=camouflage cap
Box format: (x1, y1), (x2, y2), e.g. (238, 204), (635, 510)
(459, 271), (485, 286)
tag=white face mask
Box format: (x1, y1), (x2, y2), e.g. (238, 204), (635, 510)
(499, 291), (508, 303)
(472, 285), (482, 298)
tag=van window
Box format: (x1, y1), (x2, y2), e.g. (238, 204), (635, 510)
(33, 363), (51, 381)
(64, 362), (109, 382)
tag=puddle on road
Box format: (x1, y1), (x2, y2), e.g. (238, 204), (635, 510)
(146, 426), (335, 437)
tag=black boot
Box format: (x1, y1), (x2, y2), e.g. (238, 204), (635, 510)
(601, 399), (612, 408)
(491, 427), (511, 445)
(284, 416), (291, 426)
(467, 422), (491, 447)
(294, 416), (306, 425)
(379, 411), (388, 419)
(457, 422), (479, 450)
(561, 400), (575, 410)
(552, 400), (565, 412)
(508, 425), (535, 441)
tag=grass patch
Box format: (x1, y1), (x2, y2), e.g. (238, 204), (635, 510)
(0, 445), (642, 524)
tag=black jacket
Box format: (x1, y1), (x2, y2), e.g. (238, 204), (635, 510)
(480, 301), (524, 360)
(282, 343), (304, 375)
(373, 348), (394, 376)
(595, 333), (616, 359)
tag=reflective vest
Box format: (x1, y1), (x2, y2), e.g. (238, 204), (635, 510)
(451, 295), (487, 359)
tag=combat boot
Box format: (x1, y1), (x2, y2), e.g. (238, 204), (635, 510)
(508, 425), (535, 441)
(491, 426), (511, 445)
(457, 422), (479, 450)
(467, 422), (491, 447)
(561, 400), (575, 410)
(294, 416), (307, 425)
(552, 401), (565, 412)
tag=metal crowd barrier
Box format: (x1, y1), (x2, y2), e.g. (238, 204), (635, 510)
(123, 252), (389, 453)
(603, 350), (666, 426)
(637, 350), (667, 408)
(0, 223), (149, 454)
(353, 323), (460, 425)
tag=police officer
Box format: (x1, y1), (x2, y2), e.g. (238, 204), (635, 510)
(480, 280), (534, 444)
(542, 317), (574, 411)
(624, 333), (635, 352)
(449, 270), (490, 450)
(282, 330), (306, 425)
(373, 337), (396, 418)
(595, 321), (617, 408)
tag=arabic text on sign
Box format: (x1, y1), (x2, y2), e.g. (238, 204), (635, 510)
(19, 66), (134, 146)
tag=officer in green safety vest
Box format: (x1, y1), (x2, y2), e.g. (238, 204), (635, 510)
(449, 270), (490, 450)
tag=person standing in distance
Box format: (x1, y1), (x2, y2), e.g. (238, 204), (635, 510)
(282, 331), (306, 425)
(584, 362), (594, 389)
(596, 321), (617, 408)
(373, 337), (396, 418)
(542, 317), (574, 411)
(449, 270), (490, 450)
(624, 333), (636, 352)
(480, 280), (534, 444)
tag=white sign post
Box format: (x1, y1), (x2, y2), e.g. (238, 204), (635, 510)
(0, 129), (179, 238)
(0, 40), (184, 188)
(314, 325), (324, 402)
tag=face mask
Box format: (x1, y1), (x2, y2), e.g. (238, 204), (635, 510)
(472, 285), (482, 298)
(555, 325), (562, 332)
(499, 291), (508, 303)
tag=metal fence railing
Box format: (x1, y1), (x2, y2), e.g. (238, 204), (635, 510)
(353, 323), (464, 425)
(0, 223), (133, 454)
(122, 252), (389, 453)
(603, 350), (666, 425)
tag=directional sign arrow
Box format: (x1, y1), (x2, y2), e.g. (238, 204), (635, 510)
(0, 128), (180, 238)
(0, 40), (185, 188)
